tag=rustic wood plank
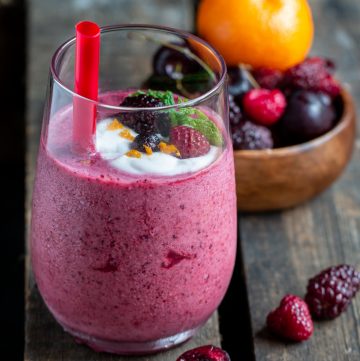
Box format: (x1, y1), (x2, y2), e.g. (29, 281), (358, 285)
(240, 1), (360, 360)
(25, 1), (221, 360)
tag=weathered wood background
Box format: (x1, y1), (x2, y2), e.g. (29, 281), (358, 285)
(25, 0), (360, 360)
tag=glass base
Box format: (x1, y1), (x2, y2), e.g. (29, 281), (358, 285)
(61, 323), (198, 355)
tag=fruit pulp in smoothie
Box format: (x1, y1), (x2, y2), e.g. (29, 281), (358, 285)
(31, 90), (237, 351)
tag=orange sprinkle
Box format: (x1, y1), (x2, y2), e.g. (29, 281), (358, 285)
(125, 150), (141, 158)
(144, 145), (153, 155)
(79, 159), (92, 166)
(107, 118), (124, 130)
(159, 141), (180, 157)
(120, 129), (135, 141)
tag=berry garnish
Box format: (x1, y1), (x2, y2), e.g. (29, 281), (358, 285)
(227, 66), (253, 99)
(243, 89), (287, 126)
(281, 90), (336, 142)
(170, 126), (210, 159)
(305, 265), (360, 320)
(132, 133), (161, 153)
(267, 295), (314, 342)
(231, 120), (273, 150)
(119, 94), (169, 135)
(176, 345), (230, 361)
(170, 108), (223, 146)
(252, 67), (284, 90)
(229, 94), (243, 126)
(284, 57), (341, 98)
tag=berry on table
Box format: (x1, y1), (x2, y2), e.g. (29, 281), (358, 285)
(243, 89), (287, 126)
(305, 264), (360, 319)
(231, 120), (273, 150)
(119, 94), (168, 135)
(281, 90), (336, 142)
(170, 126), (210, 159)
(267, 294), (314, 342)
(176, 345), (230, 361)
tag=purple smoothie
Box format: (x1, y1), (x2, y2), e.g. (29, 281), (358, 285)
(31, 93), (237, 353)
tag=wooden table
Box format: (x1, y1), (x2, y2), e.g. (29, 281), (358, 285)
(25, 1), (360, 360)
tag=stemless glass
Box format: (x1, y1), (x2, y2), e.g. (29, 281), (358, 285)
(31, 25), (237, 355)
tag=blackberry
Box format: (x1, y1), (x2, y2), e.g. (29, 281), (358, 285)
(231, 120), (273, 150)
(132, 133), (161, 153)
(305, 264), (360, 319)
(229, 94), (243, 126)
(119, 94), (169, 135)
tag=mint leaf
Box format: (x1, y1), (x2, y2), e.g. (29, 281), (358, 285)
(170, 108), (223, 146)
(131, 89), (175, 106)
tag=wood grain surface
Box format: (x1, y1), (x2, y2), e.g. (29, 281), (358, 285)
(240, 0), (360, 360)
(24, 1), (221, 361)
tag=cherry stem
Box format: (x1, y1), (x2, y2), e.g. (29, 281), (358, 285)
(127, 31), (217, 82)
(239, 64), (260, 89)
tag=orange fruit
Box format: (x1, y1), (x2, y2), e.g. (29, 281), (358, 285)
(197, 0), (314, 70)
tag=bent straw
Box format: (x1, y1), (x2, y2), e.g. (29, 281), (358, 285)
(73, 21), (100, 153)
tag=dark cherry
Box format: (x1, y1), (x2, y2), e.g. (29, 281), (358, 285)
(281, 90), (336, 143)
(150, 45), (214, 97)
(153, 44), (200, 79)
(227, 66), (253, 99)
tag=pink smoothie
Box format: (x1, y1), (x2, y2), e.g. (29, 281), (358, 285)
(31, 94), (237, 352)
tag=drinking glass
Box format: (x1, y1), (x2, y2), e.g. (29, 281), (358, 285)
(31, 25), (237, 354)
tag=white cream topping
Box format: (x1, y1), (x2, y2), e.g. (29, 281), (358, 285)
(96, 118), (221, 176)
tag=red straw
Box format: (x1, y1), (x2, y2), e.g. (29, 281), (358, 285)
(73, 21), (100, 153)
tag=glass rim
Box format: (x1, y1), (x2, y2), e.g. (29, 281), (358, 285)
(50, 24), (227, 111)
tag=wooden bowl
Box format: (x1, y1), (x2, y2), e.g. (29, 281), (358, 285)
(234, 89), (356, 212)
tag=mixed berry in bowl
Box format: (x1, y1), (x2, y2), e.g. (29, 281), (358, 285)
(228, 57), (343, 150)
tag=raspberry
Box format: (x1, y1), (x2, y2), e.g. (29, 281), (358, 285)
(252, 67), (284, 89)
(119, 94), (169, 135)
(170, 126), (210, 159)
(267, 295), (314, 342)
(132, 133), (160, 153)
(284, 57), (341, 98)
(229, 94), (243, 126)
(176, 345), (230, 361)
(305, 264), (360, 319)
(243, 89), (287, 126)
(231, 120), (273, 150)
